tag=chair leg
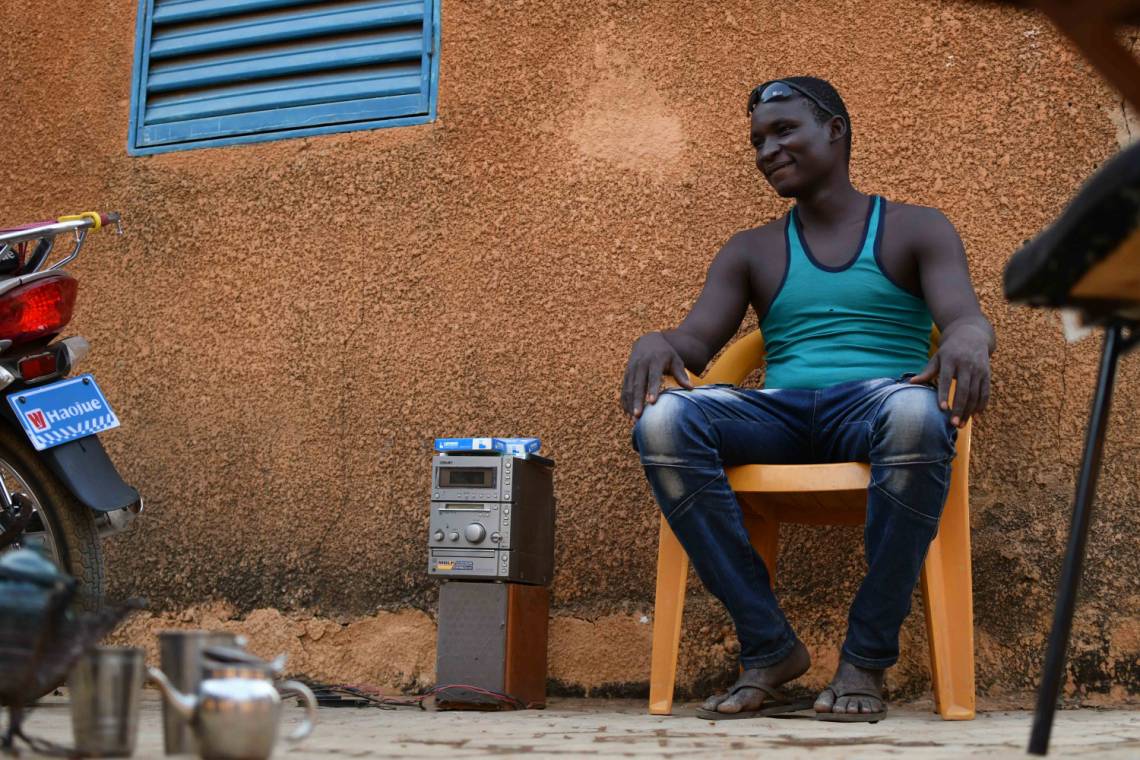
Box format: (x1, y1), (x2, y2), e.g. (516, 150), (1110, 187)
(649, 515), (689, 715)
(920, 429), (976, 720)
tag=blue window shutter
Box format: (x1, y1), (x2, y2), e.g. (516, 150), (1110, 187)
(128, 0), (439, 154)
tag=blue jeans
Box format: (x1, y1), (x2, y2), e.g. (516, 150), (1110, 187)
(631, 375), (958, 670)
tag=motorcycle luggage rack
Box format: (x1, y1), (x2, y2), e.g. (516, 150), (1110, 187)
(0, 214), (122, 275)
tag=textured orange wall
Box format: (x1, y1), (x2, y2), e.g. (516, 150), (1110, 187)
(2, 0), (1137, 701)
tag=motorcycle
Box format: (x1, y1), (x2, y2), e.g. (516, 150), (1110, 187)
(0, 211), (141, 609)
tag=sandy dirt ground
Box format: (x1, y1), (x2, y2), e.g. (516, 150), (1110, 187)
(13, 694), (1140, 759)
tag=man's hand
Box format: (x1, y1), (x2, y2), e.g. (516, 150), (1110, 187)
(621, 332), (695, 418)
(618, 232), (753, 419)
(909, 325), (991, 427)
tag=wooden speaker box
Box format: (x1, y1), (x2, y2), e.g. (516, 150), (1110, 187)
(435, 581), (549, 709)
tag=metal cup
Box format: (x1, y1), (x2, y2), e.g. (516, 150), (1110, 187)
(69, 646), (145, 758)
(158, 630), (245, 755)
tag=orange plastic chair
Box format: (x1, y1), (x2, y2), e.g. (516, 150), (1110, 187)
(647, 329), (975, 720)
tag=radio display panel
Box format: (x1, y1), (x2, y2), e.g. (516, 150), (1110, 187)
(438, 467), (497, 489)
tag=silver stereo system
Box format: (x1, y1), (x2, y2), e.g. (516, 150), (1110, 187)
(428, 453), (554, 584)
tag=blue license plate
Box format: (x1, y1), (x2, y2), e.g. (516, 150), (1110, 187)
(7, 374), (120, 451)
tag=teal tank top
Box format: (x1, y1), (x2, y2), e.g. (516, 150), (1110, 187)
(760, 196), (933, 390)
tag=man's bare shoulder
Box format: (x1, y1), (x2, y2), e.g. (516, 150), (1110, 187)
(885, 201), (960, 245)
(721, 216), (787, 260)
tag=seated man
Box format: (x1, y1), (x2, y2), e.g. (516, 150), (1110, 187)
(622, 77), (994, 722)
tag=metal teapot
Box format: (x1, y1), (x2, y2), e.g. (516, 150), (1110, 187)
(148, 645), (317, 760)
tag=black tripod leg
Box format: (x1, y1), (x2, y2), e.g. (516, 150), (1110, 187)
(1028, 323), (1125, 755)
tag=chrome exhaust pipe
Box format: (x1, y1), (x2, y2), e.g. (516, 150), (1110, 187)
(95, 498), (144, 538)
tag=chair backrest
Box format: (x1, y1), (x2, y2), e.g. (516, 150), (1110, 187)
(698, 326), (941, 387)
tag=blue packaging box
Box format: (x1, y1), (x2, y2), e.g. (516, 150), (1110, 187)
(497, 437), (541, 456)
(433, 437), (541, 456)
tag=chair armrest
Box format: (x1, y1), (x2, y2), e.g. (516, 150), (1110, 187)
(657, 331), (766, 389)
(660, 370), (696, 390)
(660, 327), (937, 389)
(702, 331), (767, 386)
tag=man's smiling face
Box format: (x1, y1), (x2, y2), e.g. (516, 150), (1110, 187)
(750, 97), (841, 198)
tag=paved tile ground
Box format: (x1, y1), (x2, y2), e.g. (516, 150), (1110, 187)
(14, 694), (1140, 759)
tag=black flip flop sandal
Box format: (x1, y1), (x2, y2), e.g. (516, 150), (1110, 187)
(813, 686), (887, 723)
(695, 673), (815, 720)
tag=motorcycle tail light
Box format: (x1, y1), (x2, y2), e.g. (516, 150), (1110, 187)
(0, 274), (77, 345)
(18, 352), (59, 381)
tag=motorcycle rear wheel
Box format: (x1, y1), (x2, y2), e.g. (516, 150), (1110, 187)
(0, 422), (105, 610)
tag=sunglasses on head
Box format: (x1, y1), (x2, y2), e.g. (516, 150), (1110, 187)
(748, 80), (837, 119)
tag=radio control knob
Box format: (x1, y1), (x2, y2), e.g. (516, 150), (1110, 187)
(433, 530), (444, 542)
(464, 523), (486, 543)
(490, 532), (502, 543)
(448, 531), (459, 542)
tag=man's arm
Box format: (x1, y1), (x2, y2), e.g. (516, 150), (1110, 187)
(663, 233), (754, 372)
(908, 207), (996, 427)
(620, 233), (752, 418)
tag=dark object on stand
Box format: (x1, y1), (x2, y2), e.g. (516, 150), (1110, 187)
(1004, 143), (1140, 755)
(1004, 143), (1140, 315)
(0, 547), (142, 755)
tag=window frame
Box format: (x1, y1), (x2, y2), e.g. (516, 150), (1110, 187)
(127, 0), (440, 156)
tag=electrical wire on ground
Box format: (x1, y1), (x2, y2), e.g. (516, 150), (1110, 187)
(297, 680), (539, 710)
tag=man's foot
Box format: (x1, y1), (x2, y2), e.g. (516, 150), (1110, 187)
(813, 659), (886, 719)
(700, 640), (811, 715)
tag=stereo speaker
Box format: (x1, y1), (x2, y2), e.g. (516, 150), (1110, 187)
(435, 581), (548, 709)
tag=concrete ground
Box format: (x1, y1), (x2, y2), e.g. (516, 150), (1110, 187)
(15, 694), (1140, 759)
